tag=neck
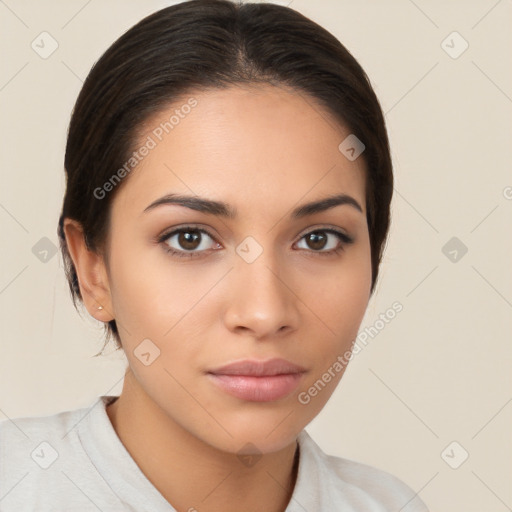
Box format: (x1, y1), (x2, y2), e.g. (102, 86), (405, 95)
(106, 369), (300, 512)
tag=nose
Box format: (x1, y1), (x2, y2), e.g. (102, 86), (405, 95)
(222, 250), (301, 339)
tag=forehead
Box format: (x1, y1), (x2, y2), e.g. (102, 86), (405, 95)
(113, 84), (366, 218)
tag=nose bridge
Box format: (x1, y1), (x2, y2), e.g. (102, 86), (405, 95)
(224, 237), (299, 336)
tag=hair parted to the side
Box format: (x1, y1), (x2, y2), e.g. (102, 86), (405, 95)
(58, 0), (393, 354)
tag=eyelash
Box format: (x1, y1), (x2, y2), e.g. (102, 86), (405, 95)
(157, 225), (354, 259)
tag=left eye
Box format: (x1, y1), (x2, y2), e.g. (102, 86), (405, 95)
(161, 228), (218, 255)
(295, 229), (350, 252)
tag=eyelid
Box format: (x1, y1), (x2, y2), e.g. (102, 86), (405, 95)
(157, 224), (220, 244)
(295, 224), (352, 242)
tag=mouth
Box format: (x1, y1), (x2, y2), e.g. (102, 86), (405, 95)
(206, 358), (307, 402)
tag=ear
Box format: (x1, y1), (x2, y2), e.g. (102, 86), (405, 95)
(63, 218), (114, 322)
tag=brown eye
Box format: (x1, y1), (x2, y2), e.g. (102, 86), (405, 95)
(177, 230), (202, 250)
(305, 231), (328, 250)
(296, 229), (353, 255)
(161, 227), (219, 257)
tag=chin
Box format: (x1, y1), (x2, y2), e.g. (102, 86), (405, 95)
(214, 430), (299, 457)
(198, 409), (304, 455)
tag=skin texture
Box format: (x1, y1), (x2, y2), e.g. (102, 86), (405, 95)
(64, 83), (372, 512)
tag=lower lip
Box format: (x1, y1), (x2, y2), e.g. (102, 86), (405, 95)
(207, 373), (304, 402)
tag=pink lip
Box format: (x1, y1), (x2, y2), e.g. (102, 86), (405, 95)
(206, 358), (307, 402)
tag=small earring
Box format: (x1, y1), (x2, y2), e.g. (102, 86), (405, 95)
(97, 306), (103, 310)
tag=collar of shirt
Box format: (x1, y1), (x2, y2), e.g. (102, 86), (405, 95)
(75, 395), (427, 512)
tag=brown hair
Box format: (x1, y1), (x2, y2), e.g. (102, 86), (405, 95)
(58, 0), (393, 351)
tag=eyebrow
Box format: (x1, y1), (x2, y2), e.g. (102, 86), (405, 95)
(143, 193), (363, 218)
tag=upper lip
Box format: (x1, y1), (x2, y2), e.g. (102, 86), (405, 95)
(207, 358), (307, 376)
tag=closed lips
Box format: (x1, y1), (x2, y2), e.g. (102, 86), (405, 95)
(207, 358), (307, 376)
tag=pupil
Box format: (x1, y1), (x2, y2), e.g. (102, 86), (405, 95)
(308, 232), (326, 250)
(179, 230), (200, 250)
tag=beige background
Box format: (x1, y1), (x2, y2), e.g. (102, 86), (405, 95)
(1, 1), (511, 510)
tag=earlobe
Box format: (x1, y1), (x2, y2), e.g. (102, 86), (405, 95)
(62, 218), (114, 321)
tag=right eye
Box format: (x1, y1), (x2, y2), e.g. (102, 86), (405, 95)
(158, 226), (221, 259)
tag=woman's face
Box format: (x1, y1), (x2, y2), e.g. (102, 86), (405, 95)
(104, 84), (371, 453)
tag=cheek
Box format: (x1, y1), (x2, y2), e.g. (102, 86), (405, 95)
(295, 246), (371, 414)
(107, 238), (226, 346)
(307, 238), (372, 365)
(317, 239), (371, 325)
(107, 247), (216, 395)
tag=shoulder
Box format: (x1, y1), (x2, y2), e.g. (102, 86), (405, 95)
(323, 453), (429, 511)
(0, 397), (119, 511)
(0, 404), (85, 440)
(296, 431), (429, 512)
(0, 396), (115, 461)
(0, 401), (91, 459)
(0, 401), (92, 476)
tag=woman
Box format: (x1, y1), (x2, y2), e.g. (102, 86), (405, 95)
(0, 1), (429, 510)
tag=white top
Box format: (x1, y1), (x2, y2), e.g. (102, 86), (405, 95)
(0, 395), (429, 511)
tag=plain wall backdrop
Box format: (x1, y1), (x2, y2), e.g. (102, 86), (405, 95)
(1, 1), (511, 510)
